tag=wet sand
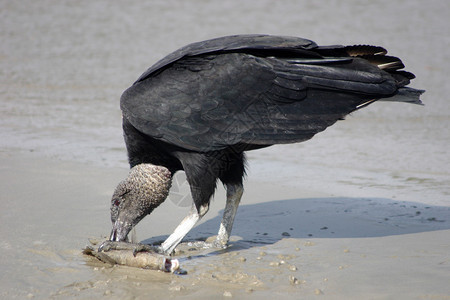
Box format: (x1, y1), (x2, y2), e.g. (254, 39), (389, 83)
(1, 0), (450, 299)
(1, 152), (449, 299)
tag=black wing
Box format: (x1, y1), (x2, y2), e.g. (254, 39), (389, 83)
(121, 40), (403, 152)
(133, 34), (317, 84)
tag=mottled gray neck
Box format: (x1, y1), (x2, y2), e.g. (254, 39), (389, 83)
(127, 163), (172, 209)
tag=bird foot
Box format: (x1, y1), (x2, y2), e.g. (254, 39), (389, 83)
(183, 236), (228, 250)
(211, 239), (229, 250)
(207, 235), (230, 249)
(98, 240), (162, 256)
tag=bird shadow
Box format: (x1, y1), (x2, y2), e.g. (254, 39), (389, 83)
(142, 197), (450, 253)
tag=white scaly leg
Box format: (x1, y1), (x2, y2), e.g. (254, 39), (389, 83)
(214, 184), (243, 248)
(161, 203), (209, 254)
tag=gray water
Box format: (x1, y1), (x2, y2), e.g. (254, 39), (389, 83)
(2, 0), (448, 203)
(2, 0), (449, 201)
(0, 0), (450, 198)
(1, 1), (450, 298)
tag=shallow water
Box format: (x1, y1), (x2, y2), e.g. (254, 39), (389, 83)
(1, 0), (449, 298)
(1, 0), (449, 199)
(2, 153), (449, 299)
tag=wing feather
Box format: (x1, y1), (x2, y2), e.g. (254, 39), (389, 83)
(121, 50), (399, 152)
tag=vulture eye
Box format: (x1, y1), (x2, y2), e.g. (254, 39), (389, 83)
(113, 199), (121, 207)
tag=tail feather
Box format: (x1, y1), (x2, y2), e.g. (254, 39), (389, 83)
(359, 55), (404, 71)
(345, 45), (406, 71)
(379, 87), (424, 105)
(391, 71), (416, 86)
(295, 43), (424, 105)
(344, 45), (387, 56)
(344, 45), (420, 91)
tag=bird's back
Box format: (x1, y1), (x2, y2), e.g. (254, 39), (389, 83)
(121, 35), (423, 153)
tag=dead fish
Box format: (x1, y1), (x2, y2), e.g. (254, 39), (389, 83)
(82, 242), (181, 273)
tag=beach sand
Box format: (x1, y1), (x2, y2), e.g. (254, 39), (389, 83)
(1, 153), (449, 299)
(1, 0), (449, 298)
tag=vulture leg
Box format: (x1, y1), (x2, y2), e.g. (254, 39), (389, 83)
(160, 202), (209, 254)
(160, 151), (245, 254)
(214, 183), (244, 248)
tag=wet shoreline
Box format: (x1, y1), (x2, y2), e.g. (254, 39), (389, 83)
(1, 152), (449, 299)
(1, 0), (449, 298)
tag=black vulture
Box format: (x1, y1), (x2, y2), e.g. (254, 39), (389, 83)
(105, 34), (424, 254)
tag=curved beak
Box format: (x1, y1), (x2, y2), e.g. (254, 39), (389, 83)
(109, 220), (132, 242)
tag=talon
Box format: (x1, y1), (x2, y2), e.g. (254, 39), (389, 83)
(132, 244), (153, 257)
(212, 239), (228, 249)
(132, 248), (139, 257)
(98, 240), (113, 252)
(155, 245), (164, 255)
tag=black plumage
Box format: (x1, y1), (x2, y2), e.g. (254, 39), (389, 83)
(108, 34), (423, 253)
